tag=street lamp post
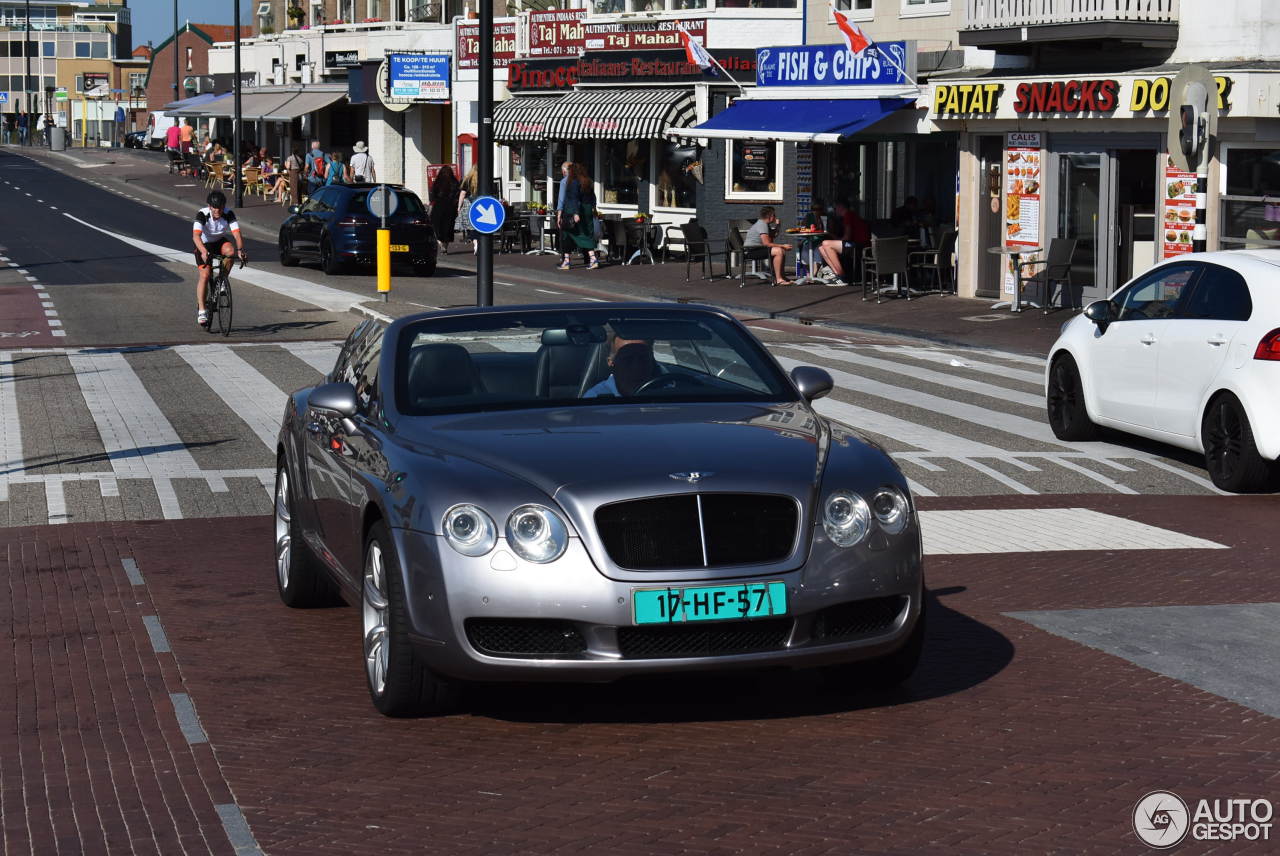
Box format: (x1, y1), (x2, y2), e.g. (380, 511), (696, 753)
(233, 0), (244, 208)
(172, 0), (179, 105)
(24, 0), (31, 141)
(476, 0), (493, 306)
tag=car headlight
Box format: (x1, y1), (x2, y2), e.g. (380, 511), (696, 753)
(442, 504), (497, 557)
(871, 486), (910, 535)
(505, 504), (569, 563)
(822, 491), (871, 547)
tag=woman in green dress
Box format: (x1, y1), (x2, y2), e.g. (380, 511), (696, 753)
(558, 163), (600, 270)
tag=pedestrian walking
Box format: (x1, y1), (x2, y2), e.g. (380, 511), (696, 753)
(43, 114), (54, 147)
(430, 166), (460, 254)
(1, 113), (12, 145)
(304, 140), (328, 197)
(454, 166), (479, 254)
(18, 111), (29, 146)
(558, 162), (599, 270)
(179, 120), (193, 154)
(349, 141), (375, 183)
(325, 151), (351, 185)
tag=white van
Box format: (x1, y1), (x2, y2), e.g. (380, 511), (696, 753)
(144, 111), (179, 150)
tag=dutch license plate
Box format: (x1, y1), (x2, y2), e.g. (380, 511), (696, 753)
(633, 582), (786, 625)
(389, 244), (409, 252)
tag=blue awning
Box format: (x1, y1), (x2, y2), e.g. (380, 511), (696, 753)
(673, 97), (915, 143)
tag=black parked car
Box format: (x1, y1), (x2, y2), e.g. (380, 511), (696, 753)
(124, 129), (147, 149)
(279, 183), (437, 276)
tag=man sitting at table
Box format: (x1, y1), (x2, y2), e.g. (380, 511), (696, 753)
(743, 206), (794, 286)
(817, 199), (871, 286)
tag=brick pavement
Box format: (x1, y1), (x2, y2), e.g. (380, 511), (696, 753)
(5, 497), (1273, 854)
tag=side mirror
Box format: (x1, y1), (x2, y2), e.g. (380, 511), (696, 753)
(1083, 300), (1111, 333)
(309, 382), (360, 435)
(790, 366), (834, 402)
(289, 204), (300, 214)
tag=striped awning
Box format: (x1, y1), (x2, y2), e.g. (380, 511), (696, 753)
(492, 96), (565, 143)
(543, 89), (696, 141)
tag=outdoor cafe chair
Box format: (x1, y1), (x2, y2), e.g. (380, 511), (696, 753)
(908, 228), (958, 296)
(605, 218), (628, 264)
(1016, 237), (1077, 314)
(862, 235), (911, 303)
(166, 149), (185, 175)
(680, 221), (724, 282)
(724, 226), (771, 288)
(242, 166), (263, 199)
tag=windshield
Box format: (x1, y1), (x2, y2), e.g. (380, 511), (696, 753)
(394, 308), (795, 416)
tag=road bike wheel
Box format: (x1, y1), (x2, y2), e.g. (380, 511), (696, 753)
(215, 276), (233, 337)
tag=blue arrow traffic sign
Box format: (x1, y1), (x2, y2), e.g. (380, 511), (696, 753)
(467, 196), (505, 235)
(0, 93), (8, 103)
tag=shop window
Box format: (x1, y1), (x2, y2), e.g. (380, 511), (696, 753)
(1219, 146), (1280, 249)
(725, 139), (782, 201)
(74, 74), (84, 93)
(508, 146), (524, 185)
(599, 140), (645, 206)
(656, 140), (699, 210)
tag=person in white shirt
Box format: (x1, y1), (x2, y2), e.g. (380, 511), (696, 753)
(191, 190), (245, 327)
(350, 141), (376, 183)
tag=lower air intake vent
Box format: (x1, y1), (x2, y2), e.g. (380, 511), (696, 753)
(811, 596), (907, 643)
(617, 618), (792, 659)
(465, 618), (586, 658)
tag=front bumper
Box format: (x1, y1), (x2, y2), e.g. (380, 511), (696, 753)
(392, 527), (923, 682)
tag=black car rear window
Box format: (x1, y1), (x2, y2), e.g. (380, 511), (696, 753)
(344, 190), (425, 217)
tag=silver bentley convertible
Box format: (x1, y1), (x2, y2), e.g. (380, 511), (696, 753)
(274, 304), (925, 716)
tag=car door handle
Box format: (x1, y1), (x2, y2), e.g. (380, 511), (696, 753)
(1207, 336), (1229, 346)
(1140, 334), (1157, 345)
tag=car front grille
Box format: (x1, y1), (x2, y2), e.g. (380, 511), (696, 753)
(616, 618), (793, 659)
(594, 494), (798, 570)
(465, 618), (586, 659)
(811, 596), (907, 643)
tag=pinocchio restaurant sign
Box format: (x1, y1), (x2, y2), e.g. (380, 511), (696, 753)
(932, 75), (1233, 118)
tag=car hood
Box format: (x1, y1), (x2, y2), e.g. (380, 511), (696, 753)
(396, 401), (827, 505)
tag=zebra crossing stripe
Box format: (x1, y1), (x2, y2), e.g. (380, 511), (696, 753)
(791, 344), (1044, 409)
(277, 341), (341, 376)
(174, 345), (288, 451)
(870, 345), (1044, 386)
(0, 351), (22, 502)
(66, 351), (198, 519)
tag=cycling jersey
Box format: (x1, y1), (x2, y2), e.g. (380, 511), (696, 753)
(192, 207), (241, 244)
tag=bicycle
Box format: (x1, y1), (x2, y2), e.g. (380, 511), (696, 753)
(204, 253), (244, 337)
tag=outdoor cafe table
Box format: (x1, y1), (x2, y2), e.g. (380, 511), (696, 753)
(987, 245), (1043, 312)
(787, 229), (833, 285)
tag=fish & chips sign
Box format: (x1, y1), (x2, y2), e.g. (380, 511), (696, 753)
(756, 42), (911, 88)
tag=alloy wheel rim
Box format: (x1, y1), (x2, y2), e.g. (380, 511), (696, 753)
(363, 543), (390, 697)
(1049, 363), (1074, 428)
(274, 468), (291, 590)
(1209, 401), (1242, 478)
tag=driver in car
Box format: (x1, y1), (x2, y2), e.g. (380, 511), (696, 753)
(583, 335), (662, 398)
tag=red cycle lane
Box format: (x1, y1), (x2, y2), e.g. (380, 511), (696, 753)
(0, 277), (61, 345)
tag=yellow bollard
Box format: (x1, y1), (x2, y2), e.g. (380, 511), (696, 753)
(376, 228), (391, 299)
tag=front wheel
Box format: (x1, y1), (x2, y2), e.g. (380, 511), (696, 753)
(274, 461), (335, 607)
(1046, 354), (1097, 441)
(1202, 393), (1273, 493)
(214, 278), (233, 337)
(279, 233), (299, 267)
(363, 522), (456, 717)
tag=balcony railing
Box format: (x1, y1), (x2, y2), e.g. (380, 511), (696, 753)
(964, 0), (1178, 29)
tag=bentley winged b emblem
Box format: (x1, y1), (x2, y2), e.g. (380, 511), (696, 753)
(669, 472), (714, 483)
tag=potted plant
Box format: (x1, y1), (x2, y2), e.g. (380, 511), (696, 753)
(286, 5), (305, 27)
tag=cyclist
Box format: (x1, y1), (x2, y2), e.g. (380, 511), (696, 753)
(192, 190), (246, 327)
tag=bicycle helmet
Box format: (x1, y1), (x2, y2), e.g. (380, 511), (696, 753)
(207, 190), (227, 208)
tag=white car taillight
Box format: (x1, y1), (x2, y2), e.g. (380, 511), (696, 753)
(1254, 328), (1280, 361)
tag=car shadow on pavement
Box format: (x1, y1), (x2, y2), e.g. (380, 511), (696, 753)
(467, 586), (1014, 724)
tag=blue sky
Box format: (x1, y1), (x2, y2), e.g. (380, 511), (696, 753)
(129, 0), (253, 52)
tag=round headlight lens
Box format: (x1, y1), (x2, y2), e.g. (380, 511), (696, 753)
(442, 504), (497, 557)
(822, 491), (871, 547)
(871, 486), (910, 535)
(505, 504), (569, 563)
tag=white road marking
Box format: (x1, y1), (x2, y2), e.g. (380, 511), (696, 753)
(920, 508), (1226, 555)
(0, 350), (24, 502)
(174, 345), (286, 450)
(62, 214), (369, 314)
(535, 289), (563, 295)
(45, 479), (68, 524)
(278, 341), (341, 376)
(67, 350), (199, 519)
(871, 345), (1044, 386)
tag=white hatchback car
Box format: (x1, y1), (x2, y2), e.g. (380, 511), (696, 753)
(1046, 250), (1280, 492)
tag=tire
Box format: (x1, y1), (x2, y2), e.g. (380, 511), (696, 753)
(821, 593), (926, 693)
(1046, 354), (1098, 441)
(274, 460), (335, 608)
(362, 521), (456, 717)
(279, 234), (299, 267)
(1202, 393), (1273, 493)
(320, 236), (343, 275)
(215, 279), (232, 337)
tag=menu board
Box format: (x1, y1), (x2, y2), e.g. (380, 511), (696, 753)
(1003, 132), (1042, 294)
(1162, 162), (1197, 258)
(795, 143), (813, 221)
(741, 143), (771, 181)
